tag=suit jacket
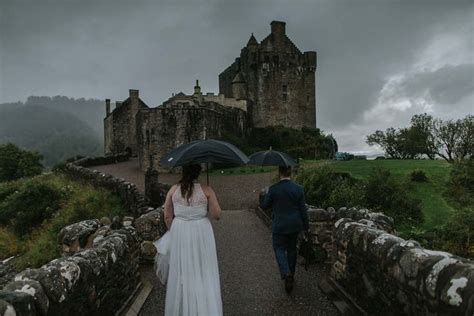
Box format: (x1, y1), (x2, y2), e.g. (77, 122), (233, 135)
(260, 179), (309, 234)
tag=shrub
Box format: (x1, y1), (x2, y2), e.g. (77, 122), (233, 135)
(327, 181), (364, 209)
(0, 181), (21, 202)
(0, 180), (63, 236)
(446, 159), (474, 207)
(410, 170), (428, 182)
(375, 156), (386, 160)
(364, 168), (423, 226)
(296, 166), (357, 208)
(0, 143), (43, 181)
(437, 208), (474, 258)
(0, 227), (19, 260)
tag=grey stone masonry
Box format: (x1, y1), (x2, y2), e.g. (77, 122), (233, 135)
(332, 218), (474, 315)
(0, 225), (141, 316)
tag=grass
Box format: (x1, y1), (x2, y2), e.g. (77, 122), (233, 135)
(0, 173), (127, 269)
(301, 159), (454, 231)
(208, 165), (277, 176)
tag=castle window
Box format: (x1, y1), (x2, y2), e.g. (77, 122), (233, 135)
(264, 54), (270, 63)
(282, 85), (288, 102)
(251, 52), (257, 62)
(146, 130), (150, 146)
(273, 55), (279, 64)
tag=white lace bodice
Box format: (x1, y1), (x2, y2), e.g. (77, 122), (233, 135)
(172, 184), (208, 221)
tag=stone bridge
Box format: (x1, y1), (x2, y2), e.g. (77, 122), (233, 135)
(1, 155), (473, 316)
(93, 159), (339, 315)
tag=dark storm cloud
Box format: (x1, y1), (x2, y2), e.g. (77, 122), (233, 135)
(0, 0), (473, 153)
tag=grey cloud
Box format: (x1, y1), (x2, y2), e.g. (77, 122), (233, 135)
(401, 64), (474, 105)
(0, 0), (473, 153)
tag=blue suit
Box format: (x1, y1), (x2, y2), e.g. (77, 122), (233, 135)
(260, 179), (309, 279)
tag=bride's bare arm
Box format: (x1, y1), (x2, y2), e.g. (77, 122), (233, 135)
(203, 185), (221, 220)
(164, 185), (178, 229)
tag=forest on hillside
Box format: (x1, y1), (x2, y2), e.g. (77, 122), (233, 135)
(0, 96), (104, 167)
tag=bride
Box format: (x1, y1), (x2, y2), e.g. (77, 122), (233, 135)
(154, 164), (223, 316)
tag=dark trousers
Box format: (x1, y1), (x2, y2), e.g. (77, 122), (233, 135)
(272, 232), (299, 279)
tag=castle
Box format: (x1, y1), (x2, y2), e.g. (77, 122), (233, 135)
(104, 21), (317, 171)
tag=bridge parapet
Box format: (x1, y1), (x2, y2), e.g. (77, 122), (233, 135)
(332, 218), (474, 315)
(0, 225), (141, 315)
(258, 192), (474, 315)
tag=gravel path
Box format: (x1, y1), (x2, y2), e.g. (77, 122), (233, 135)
(90, 161), (339, 315)
(139, 210), (338, 316)
(92, 159), (275, 210)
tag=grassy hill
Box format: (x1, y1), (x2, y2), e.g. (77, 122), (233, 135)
(320, 159), (453, 230)
(0, 105), (102, 167)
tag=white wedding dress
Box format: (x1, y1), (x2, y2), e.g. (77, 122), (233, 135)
(154, 183), (223, 316)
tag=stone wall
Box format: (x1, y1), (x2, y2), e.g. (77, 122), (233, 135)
(73, 152), (130, 168)
(62, 161), (149, 217)
(136, 102), (247, 171)
(306, 207), (394, 263)
(0, 223), (140, 316)
(332, 218), (474, 315)
(258, 192), (474, 315)
(219, 21), (317, 129)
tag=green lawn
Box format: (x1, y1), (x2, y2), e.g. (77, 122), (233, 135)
(208, 159), (455, 231)
(304, 159), (454, 230)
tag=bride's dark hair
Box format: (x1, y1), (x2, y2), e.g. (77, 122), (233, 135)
(179, 164), (202, 202)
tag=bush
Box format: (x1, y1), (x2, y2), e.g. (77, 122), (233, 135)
(410, 170), (428, 182)
(403, 208), (474, 259)
(0, 227), (19, 260)
(11, 175), (127, 269)
(0, 180), (63, 236)
(0, 143), (43, 181)
(296, 166), (357, 208)
(375, 156), (386, 160)
(327, 181), (364, 209)
(446, 159), (474, 207)
(437, 208), (474, 258)
(364, 168), (423, 226)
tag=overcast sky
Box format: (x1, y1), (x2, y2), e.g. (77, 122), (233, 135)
(1, 0), (473, 154)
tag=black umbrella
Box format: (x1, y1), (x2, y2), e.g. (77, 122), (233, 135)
(160, 139), (249, 184)
(249, 148), (298, 167)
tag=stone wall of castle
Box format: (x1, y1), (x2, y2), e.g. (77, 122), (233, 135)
(219, 21), (317, 129)
(104, 90), (147, 157)
(136, 102), (247, 171)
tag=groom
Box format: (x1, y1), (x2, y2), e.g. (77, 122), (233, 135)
(260, 166), (309, 293)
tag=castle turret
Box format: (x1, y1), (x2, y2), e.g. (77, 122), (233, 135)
(105, 99), (111, 116)
(194, 80), (201, 95)
(270, 21), (286, 37)
(246, 33), (258, 47)
(232, 73), (246, 100)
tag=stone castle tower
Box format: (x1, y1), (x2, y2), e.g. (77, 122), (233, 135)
(219, 21), (317, 129)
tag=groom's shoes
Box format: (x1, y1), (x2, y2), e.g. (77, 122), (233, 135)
(284, 273), (294, 294)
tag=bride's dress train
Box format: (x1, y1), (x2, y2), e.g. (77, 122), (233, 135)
(154, 184), (223, 316)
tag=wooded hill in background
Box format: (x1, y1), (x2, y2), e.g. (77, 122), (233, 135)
(0, 96), (103, 167)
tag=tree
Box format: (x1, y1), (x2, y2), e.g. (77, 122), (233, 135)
(366, 128), (408, 159)
(367, 113), (473, 162)
(0, 143), (43, 181)
(409, 114), (437, 159)
(433, 116), (473, 162)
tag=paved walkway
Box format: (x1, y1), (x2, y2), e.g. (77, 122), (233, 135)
(93, 159), (274, 210)
(91, 161), (339, 315)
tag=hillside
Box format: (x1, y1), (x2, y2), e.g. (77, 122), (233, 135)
(0, 105), (102, 166)
(314, 159), (454, 230)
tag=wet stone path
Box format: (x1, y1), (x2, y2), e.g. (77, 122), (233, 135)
(92, 160), (339, 315)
